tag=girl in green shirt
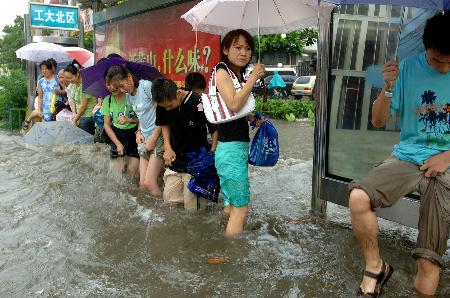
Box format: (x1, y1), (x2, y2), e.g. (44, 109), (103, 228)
(64, 62), (97, 135)
(100, 79), (140, 176)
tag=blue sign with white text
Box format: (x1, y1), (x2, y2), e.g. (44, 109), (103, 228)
(30, 3), (79, 30)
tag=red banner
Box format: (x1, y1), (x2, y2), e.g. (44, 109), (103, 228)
(95, 1), (220, 86)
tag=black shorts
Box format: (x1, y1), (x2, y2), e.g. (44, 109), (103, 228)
(79, 116), (95, 135)
(110, 126), (139, 159)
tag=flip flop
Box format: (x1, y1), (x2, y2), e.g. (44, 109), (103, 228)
(356, 260), (394, 298)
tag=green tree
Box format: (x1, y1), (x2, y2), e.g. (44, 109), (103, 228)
(0, 15), (27, 125)
(0, 69), (27, 121)
(83, 31), (94, 52)
(102, 0), (127, 8)
(0, 16), (25, 70)
(80, 0), (127, 9)
(255, 28), (318, 56)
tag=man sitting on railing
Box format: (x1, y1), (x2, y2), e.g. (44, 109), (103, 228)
(349, 13), (450, 297)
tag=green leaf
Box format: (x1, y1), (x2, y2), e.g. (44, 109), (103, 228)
(308, 110), (315, 126)
(284, 113), (296, 122)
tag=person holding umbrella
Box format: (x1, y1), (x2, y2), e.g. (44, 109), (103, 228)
(214, 29), (265, 237)
(349, 13), (450, 297)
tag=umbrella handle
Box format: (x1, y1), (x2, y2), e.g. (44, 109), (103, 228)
(257, 0), (261, 62)
(384, 6), (406, 98)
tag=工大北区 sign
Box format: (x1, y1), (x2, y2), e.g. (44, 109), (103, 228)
(30, 3), (79, 31)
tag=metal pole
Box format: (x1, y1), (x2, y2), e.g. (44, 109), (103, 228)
(78, 7), (84, 48)
(24, 14), (36, 114)
(394, 6), (407, 59)
(92, 0), (102, 62)
(384, 6), (407, 98)
(311, 2), (329, 217)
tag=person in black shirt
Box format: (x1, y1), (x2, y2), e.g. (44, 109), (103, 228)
(214, 29), (265, 237)
(185, 72), (207, 96)
(152, 78), (218, 210)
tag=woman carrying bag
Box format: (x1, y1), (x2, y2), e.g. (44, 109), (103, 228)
(213, 29), (265, 237)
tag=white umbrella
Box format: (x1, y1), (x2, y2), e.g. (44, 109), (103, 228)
(16, 42), (72, 63)
(181, 0), (329, 36)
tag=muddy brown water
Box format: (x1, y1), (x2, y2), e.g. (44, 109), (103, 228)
(0, 120), (448, 297)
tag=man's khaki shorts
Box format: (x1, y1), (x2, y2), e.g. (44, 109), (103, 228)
(141, 135), (164, 160)
(349, 157), (450, 267)
(163, 168), (206, 210)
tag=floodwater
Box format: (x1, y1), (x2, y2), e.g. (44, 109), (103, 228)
(0, 119), (449, 297)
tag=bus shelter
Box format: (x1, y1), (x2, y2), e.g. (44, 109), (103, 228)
(312, 3), (438, 227)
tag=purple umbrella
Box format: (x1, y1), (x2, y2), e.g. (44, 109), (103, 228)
(80, 56), (163, 98)
(324, 0), (450, 11)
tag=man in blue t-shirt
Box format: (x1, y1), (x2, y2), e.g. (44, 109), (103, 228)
(349, 13), (450, 297)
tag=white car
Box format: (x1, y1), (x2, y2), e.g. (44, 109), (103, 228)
(291, 76), (316, 99)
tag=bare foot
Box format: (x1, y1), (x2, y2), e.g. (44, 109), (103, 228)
(220, 205), (231, 220)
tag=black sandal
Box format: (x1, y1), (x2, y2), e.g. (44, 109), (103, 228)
(356, 260), (394, 298)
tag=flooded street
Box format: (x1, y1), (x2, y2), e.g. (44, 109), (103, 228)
(0, 119), (449, 297)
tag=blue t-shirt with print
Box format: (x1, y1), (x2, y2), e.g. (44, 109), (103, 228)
(390, 52), (450, 166)
(126, 80), (156, 139)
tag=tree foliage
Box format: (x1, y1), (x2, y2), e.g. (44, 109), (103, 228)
(0, 16), (27, 123)
(80, 0), (127, 9)
(0, 16), (25, 70)
(255, 28), (318, 56)
(84, 31), (94, 52)
(102, 0), (127, 9)
(0, 69), (27, 120)
(255, 96), (315, 122)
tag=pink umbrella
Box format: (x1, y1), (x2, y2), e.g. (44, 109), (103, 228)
(64, 47), (94, 67)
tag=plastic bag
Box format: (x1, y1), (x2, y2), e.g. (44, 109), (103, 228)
(49, 93), (57, 113)
(188, 176), (220, 203)
(248, 118), (279, 167)
(186, 147), (220, 203)
(55, 109), (73, 122)
(186, 147), (217, 177)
